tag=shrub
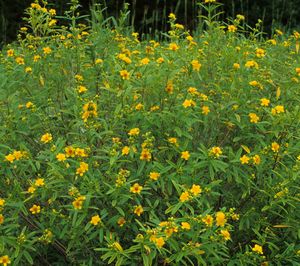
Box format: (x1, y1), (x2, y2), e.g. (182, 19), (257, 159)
(0, 1), (299, 265)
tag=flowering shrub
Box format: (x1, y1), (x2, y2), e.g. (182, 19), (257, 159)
(0, 1), (299, 265)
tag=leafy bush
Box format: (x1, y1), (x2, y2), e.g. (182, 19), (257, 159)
(0, 1), (299, 265)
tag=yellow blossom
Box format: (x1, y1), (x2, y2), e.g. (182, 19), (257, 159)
(210, 146), (223, 158)
(35, 178), (45, 187)
(220, 229), (231, 240)
(40, 133), (52, 143)
(182, 99), (196, 108)
(30, 204), (41, 214)
(56, 153), (66, 161)
(134, 205), (144, 216)
(149, 172), (160, 181)
(43, 47), (52, 55)
(190, 184), (202, 196)
(245, 60), (258, 69)
(117, 217), (126, 227)
(256, 48), (266, 58)
(202, 214), (214, 227)
(140, 149), (151, 161)
(202, 105), (210, 115)
(216, 211), (227, 227)
(249, 113), (260, 123)
(228, 25), (237, 32)
(180, 191), (190, 202)
(181, 222), (191, 230)
(120, 70), (130, 80)
(181, 151), (190, 160)
(260, 98), (270, 106)
(240, 155), (250, 164)
(130, 183), (143, 194)
(154, 237), (165, 248)
(252, 155), (261, 165)
(0, 255), (11, 266)
(169, 43), (179, 51)
(128, 128), (140, 136)
(252, 244), (263, 254)
(122, 146), (130, 155)
(90, 215), (101, 226)
(271, 142), (280, 152)
(191, 59), (201, 71)
(76, 162), (89, 176)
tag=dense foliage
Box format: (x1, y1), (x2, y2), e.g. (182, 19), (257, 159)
(1, 0), (300, 46)
(0, 1), (299, 265)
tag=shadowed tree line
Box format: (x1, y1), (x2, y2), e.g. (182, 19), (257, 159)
(1, 0), (300, 46)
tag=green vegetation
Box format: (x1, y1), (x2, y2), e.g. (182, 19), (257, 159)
(0, 1), (299, 265)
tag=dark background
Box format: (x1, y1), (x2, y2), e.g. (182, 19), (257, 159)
(1, 0), (300, 46)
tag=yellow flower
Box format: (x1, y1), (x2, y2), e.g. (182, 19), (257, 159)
(56, 153), (66, 161)
(75, 148), (87, 157)
(271, 142), (280, 152)
(165, 80), (174, 94)
(220, 229), (231, 241)
(0, 199), (5, 207)
(30, 204), (41, 214)
(120, 70), (130, 80)
(260, 98), (270, 107)
(169, 43), (179, 51)
(76, 162), (89, 176)
(252, 244), (263, 254)
(40, 133), (52, 143)
(255, 48), (266, 58)
(191, 59), (201, 71)
(190, 184), (202, 196)
(180, 191), (190, 202)
(90, 215), (101, 226)
(130, 183), (143, 194)
(271, 105), (285, 115)
(181, 222), (191, 230)
(182, 99), (196, 108)
(43, 47), (52, 55)
(72, 199), (83, 210)
(0, 214), (4, 224)
(140, 57), (150, 65)
(128, 128), (140, 136)
(117, 217), (126, 227)
(154, 237), (165, 248)
(202, 105), (210, 115)
(296, 68), (300, 76)
(65, 146), (75, 157)
(25, 67), (32, 74)
(122, 146), (130, 155)
(210, 146), (222, 158)
(228, 25), (237, 32)
(135, 103), (144, 110)
(27, 186), (36, 193)
(5, 154), (15, 163)
(149, 172), (160, 181)
(156, 57), (164, 64)
(204, 0), (216, 3)
(134, 205), (144, 216)
(7, 49), (14, 57)
(233, 63), (240, 69)
(140, 149), (151, 161)
(252, 155), (261, 165)
(168, 137), (178, 146)
(240, 155), (250, 164)
(202, 214), (214, 227)
(168, 12), (176, 19)
(0, 255), (11, 266)
(181, 151), (190, 160)
(77, 85), (87, 93)
(249, 113), (260, 123)
(245, 60), (258, 69)
(216, 211), (227, 227)
(15, 57), (25, 65)
(35, 178), (45, 187)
